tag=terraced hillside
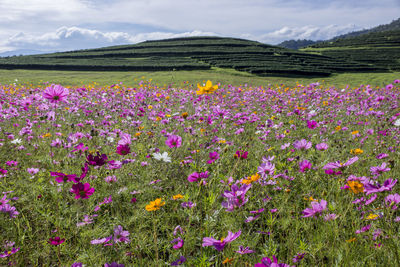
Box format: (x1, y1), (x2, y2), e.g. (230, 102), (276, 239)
(0, 36), (387, 77)
(302, 30), (400, 71)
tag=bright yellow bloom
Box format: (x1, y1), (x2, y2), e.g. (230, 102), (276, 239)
(196, 80), (218, 95)
(347, 181), (364, 194)
(181, 112), (189, 119)
(172, 194), (184, 200)
(241, 173), (260, 185)
(335, 125), (341, 131)
(350, 148), (364, 155)
(42, 133), (51, 138)
(145, 198), (165, 211)
(351, 130), (359, 135)
(366, 213), (379, 220)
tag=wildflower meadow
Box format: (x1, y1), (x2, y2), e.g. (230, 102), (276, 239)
(1, 79), (400, 266)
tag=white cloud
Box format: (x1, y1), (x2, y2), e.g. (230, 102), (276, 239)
(255, 24), (362, 44)
(2, 26), (218, 53)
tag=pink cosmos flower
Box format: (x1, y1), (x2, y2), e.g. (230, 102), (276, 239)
(302, 199), (327, 218)
(316, 143), (328, 151)
(235, 245), (255, 254)
(166, 134), (182, 148)
(207, 151), (219, 164)
(385, 193), (400, 210)
(0, 247), (20, 258)
(48, 236), (65, 246)
(293, 139), (312, 150)
(50, 172), (78, 183)
(299, 160), (312, 172)
(116, 144), (130, 156)
(202, 230), (241, 251)
(70, 182), (95, 199)
(370, 162), (390, 176)
(43, 84), (69, 103)
(171, 237), (184, 249)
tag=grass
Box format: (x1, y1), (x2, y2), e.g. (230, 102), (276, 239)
(0, 68), (399, 88)
(0, 80), (399, 266)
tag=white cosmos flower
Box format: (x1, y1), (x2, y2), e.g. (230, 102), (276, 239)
(152, 152), (171, 163)
(107, 136), (115, 143)
(394, 118), (400, 127)
(10, 138), (22, 144)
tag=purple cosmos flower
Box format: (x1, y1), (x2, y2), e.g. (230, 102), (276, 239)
(356, 224), (371, 234)
(258, 161), (275, 178)
(302, 199), (327, 218)
(0, 204), (19, 218)
(71, 263), (83, 267)
(376, 153), (389, 159)
(171, 256), (186, 266)
(27, 168), (39, 175)
(293, 139), (312, 150)
(324, 213), (338, 221)
(86, 152), (108, 166)
(43, 84), (69, 103)
(113, 225), (130, 243)
(370, 162), (390, 176)
(117, 133), (131, 146)
(171, 237), (184, 249)
(181, 201), (196, 208)
(385, 193), (400, 210)
(70, 182), (95, 199)
(207, 151), (220, 164)
(91, 236), (112, 245)
(166, 134), (182, 148)
(235, 246), (255, 254)
(173, 225), (183, 236)
(316, 143), (328, 151)
(235, 150), (248, 159)
(221, 184), (251, 211)
(299, 160), (312, 172)
(116, 144), (130, 156)
(255, 255), (294, 267)
(48, 236), (65, 246)
(202, 230), (241, 251)
(323, 156), (358, 170)
(364, 179), (397, 195)
(0, 247), (20, 258)
(292, 253), (306, 263)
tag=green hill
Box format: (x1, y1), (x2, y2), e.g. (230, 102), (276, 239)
(0, 36), (387, 77)
(302, 29), (400, 71)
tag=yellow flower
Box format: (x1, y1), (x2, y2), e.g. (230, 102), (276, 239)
(366, 213), (379, 220)
(196, 80), (218, 95)
(181, 112), (189, 119)
(148, 105), (153, 110)
(145, 198), (165, 211)
(172, 194), (184, 200)
(351, 130), (359, 135)
(241, 173), (260, 184)
(350, 148), (363, 155)
(347, 181), (364, 194)
(335, 125), (341, 131)
(346, 237), (356, 243)
(42, 133), (51, 138)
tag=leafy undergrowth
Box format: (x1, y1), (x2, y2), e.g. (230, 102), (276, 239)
(0, 79), (400, 266)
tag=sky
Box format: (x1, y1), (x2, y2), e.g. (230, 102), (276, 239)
(0, 0), (399, 54)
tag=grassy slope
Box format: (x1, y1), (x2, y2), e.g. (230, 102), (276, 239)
(0, 68), (398, 88)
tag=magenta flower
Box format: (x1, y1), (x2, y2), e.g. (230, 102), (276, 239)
(70, 182), (95, 199)
(292, 253), (306, 263)
(0, 247), (20, 258)
(207, 151), (220, 164)
(48, 236), (65, 246)
(235, 150), (248, 159)
(187, 171), (209, 183)
(71, 143), (88, 154)
(302, 199), (327, 218)
(171, 237), (184, 249)
(0, 204), (19, 218)
(299, 160), (312, 172)
(202, 230), (241, 251)
(323, 156), (358, 170)
(166, 134), (182, 148)
(27, 168), (39, 175)
(104, 262), (124, 267)
(43, 84), (69, 103)
(116, 144), (131, 156)
(257, 161), (275, 178)
(50, 171), (78, 183)
(91, 236), (112, 245)
(86, 152), (108, 166)
(307, 120), (318, 129)
(221, 184), (251, 211)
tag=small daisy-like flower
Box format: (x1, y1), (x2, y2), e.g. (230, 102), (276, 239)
(145, 198), (165, 211)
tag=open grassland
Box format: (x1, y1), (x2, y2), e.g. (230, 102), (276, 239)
(0, 78), (399, 266)
(0, 68), (400, 88)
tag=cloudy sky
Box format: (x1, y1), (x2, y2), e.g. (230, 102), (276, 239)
(0, 0), (399, 54)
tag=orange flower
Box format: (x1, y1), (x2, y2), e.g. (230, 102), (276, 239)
(347, 181), (364, 194)
(196, 80), (218, 95)
(145, 198), (165, 211)
(172, 194), (184, 200)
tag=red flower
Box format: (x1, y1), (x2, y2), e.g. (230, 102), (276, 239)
(48, 237), (65, 246)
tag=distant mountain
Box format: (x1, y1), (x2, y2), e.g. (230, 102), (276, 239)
(279, 17), (400, 50)
(278, 39), (319, 50)
(0, 36), (385, 77)
(0, 49), (50, 57)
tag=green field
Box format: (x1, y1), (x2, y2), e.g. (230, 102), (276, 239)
(0, 68), (399, 88)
